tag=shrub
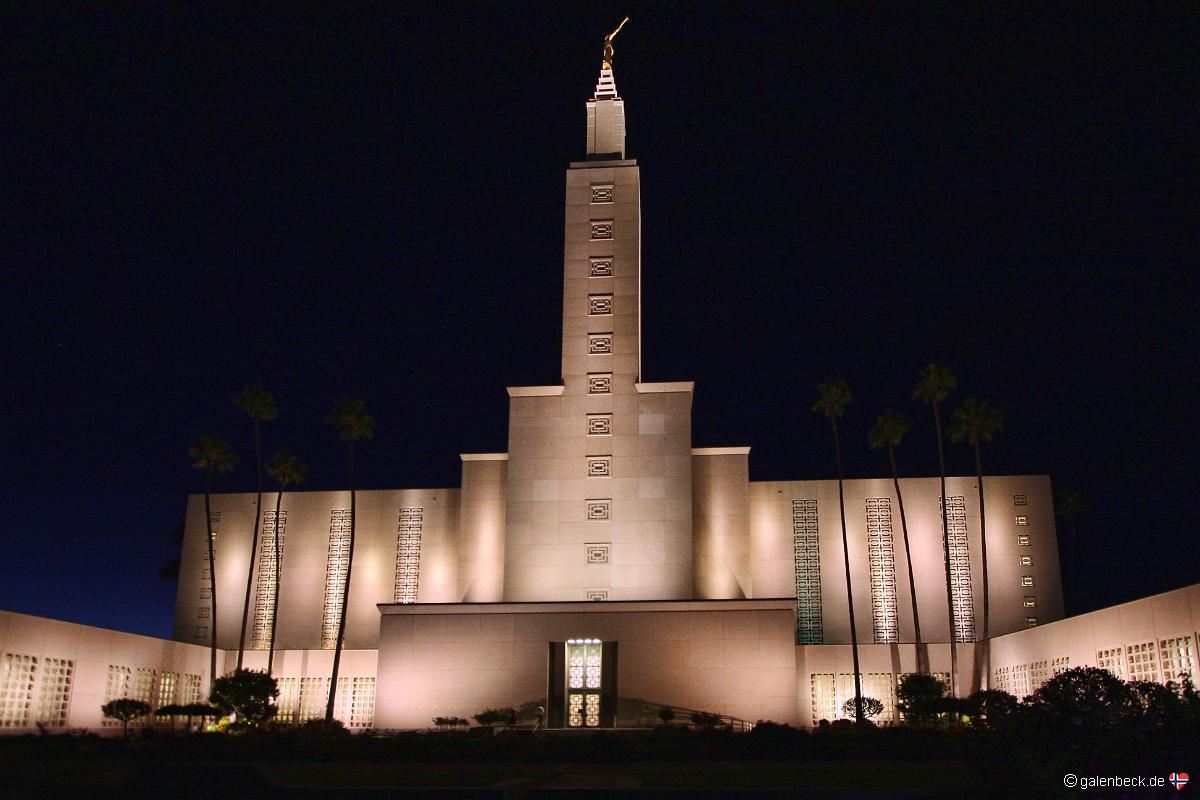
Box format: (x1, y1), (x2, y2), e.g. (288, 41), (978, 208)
(841, 695), (885, 721)
(964, 690), (1019, 728)
(433, 716), (470, 729)
(209, 669), (279, 727)
(473, 707), (516, 727)
(897, 673), (947, 723)
(689, 711), (722, 729)
(657, 706), (675, 725)
(101, 698), (151, 737)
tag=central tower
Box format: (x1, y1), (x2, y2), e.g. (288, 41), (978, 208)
(500, 46), (696, 603)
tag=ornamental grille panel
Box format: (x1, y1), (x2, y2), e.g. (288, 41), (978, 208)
(809, 673), (835, 725)
(1097, 647), (1125, 678)
(181, 673), (202, 704)
(1051, 656), (1071, 676)
(1013, 494), (1028, 505)
(588, 334), (613, 354)
(590, 221), (614, 240)
(591, 185), (614, 203)
(321, 509), (353, 650)
(298, 677), (329, 722)
(102, 665), (132, 727)
(1016, 534), (1030, 546)
(394, 507), (424, 604)
(586, 500), (611, 521)
(335, 676), (376, 728)
(0, 654), (37, 728)
(157, 672), (179, 708)
(587, 414), (612, 435)
(586, 588), (610, 601)
(134, 668), (157, 712)
(34, 658), (73, 728)
(1030, 659), (1049, 688)
(585, 543), (611, 563)
(810, 672), (901, 724)
(865, 498), (899, 644)
(1011, 663), (1031, 698)
(1127, 641), (1159, 682)
(1159, 636), (1195, 682)
(589, 258), (614, 277)
(792, 499), (823, 644)
(941, 496), (975, 642)
(588, 295), (614, 315)
(587, 457), (611, 477)
(275, 678), (299, 723)
(587, 374), (612, 394)
(251, 510), (288, 649)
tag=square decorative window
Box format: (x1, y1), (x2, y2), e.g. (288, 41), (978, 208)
(199, 588), (211, 599)
(587, 457), (611, 477)
(588, 334), (613, 354)
(1024, 596), (1037, 608)
(1025, 617), (1038, 627)
(587, 374), (612, 394)
(197, 607), (209, 618)
(1019, 555), (1033, 566)
(589, 258), (614, 277)
(195, 626), (208, 638)
(590, 221), (614, 240)
(1016, 535), (1031, 546)
(586, 500), (611, 521)
(1021, 576), (1035, 587)
(1015, 515), (1029, 525)
(1014, 494), (1028, 505)
(587, 414), (612, 435)
(588, 295), (613, 315)
(585, 543), (610, 564)
(591, 185), (614, 203)
(586, 588), (610, 601)
(201, 569), (210, 580)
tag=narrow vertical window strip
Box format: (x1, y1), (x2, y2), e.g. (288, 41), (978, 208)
(251, 511), (287, 649)
(942, 496), (976, 642)
(792, 499), (822, 644)
(865, 498), (899, 644)
(320, 510), (352, 649)
(394, 507), (423, 604)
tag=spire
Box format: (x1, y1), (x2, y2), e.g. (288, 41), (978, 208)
(586, 18), (629, 160)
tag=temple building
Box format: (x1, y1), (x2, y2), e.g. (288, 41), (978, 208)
(1, 54), (1196, 734)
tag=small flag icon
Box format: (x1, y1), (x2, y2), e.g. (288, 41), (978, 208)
(1169, 772), (1189, 790)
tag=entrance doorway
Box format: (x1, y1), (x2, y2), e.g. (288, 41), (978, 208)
(547, 639), (618, 728)
(565, 639), (602, 727)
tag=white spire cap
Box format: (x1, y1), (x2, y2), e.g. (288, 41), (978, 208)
(586, 68), (626, 159)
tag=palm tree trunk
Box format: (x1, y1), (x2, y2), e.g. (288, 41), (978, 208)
(889, 444), (924, 673)
(932, 401), (958, 699)
(237, 418), (264, 670)
(204, 465), (218, 687)
(831, 418), (864, 725)
(326, 443), (356, 724)
(267, 483), (287, 677)
(974, 442), (990, 691)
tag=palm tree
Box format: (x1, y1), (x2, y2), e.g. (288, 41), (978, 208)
(869, 410), (925, 673)
(324, 396), (375, 724)
(189, 435), (238, 686)
(265, 451), (306, 676)
(1054, 487), (1089, 614)
(912, 363), (959, 698)
(948, 397), (1004, 689)
(233, 386), (278, 671)
(812, 378), (864, 726)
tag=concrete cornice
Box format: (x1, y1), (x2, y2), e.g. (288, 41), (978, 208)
(506, 385), (565, 397)
(459, 453), (509, 462)
(569, 159), (638, 169)
(379, 598), (795, 616)
(635, 381), (694, 394)
(692, 446), (751, 456)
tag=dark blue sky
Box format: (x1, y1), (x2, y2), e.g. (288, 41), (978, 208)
(3, 5), (1193, 638)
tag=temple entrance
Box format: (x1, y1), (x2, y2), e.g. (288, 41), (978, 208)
(547, 639), (618, 728)
(565, 639), (602, 727)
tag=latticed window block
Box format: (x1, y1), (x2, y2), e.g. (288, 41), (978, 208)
(394, 507), (424, 604)
(587, 374), (612, 394)
(792, 499), (822, 644)
(865, 497), (898, 644)
(588, 334), (613, 354)
(37, 659), (74, 728)
(1051, 656), (1070, 675)
(587, 414), (612, 435)
(586, 501), (611, 521)
(1021, 576), (1034, 587)
(1031, 660), (1049, 688)
(590, 221), (614, 240)
(0, 654), (37, 728)
(157, 672), (179, 708)
(1015, 515), (1028, 525)
(298, 678), (329, 722)
(321, 510), (353, 649)
(251, 510), (287, 649)
(275, 678), (298, 723)
(1019, 555), (1033, 566)
(585, 542), (610, 563)
(591, 185), (614, 203)
(1016, 535), (1030, 546)
(102, 665), (132, 727)
(942, 496), (975, 642)
(993, 665), (1012, 696)
(335, 676), (376, 728)
(1097, 647), (1126, 679)
(586, 457), (611, 477)
(588, 295), (613, 315)
(134, 668), (157, 713)
(589, 258), (614, 277)
(181, 674), (202, 704)
(1159, 636), (1196, 683)
(586, 588), (609, 601)
(809, 673), (836, 725)
(1011, 663), (1032, 698)
(1013, 494), (1028, 505)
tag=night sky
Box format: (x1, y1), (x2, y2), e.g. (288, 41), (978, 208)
(4, 5), (1193, 639)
